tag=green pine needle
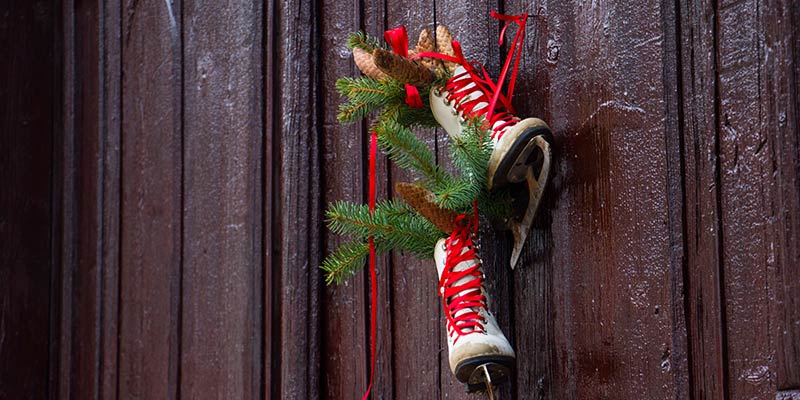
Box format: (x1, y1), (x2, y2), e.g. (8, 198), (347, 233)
(346, 31), (387, 52)
(373, 119), (446, 186)
(320, 241), (370, 285)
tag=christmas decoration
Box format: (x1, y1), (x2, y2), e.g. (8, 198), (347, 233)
(321, 12), (552, 398)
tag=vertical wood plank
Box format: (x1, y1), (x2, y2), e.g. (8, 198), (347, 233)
(57, 0), (125, 398)
(715, 0), (800, 395)
(118, 0), (182, 398)
(500, 2), (557, 399)
(677, 0), (729, 396)
(264, 0), (277, 397)
(534, 0), (685, 397)
(716, 2), (774, 396)
(0, 1), (58, 398)
(100, 0), (123, 397)
(273, 0), (323, 397)
(319, 0), (369, 398)
(181, 0), (263, 398)
(774, 0), (800, 389)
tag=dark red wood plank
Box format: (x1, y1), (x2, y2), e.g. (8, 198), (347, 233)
(118, 0), (182, 398)
(272, 0), (323, 397)
(56, 0), (124, 398)
(775, 0), (800, 389)
(715, 0), (800, 395)
(530, 0), (686, 397)
(499, 3), (558, 399)
(180, 1), (263, 398)
(677, 0), (729, 397)
(319, 0), (369, 398)
(0, 1), (58, 398)
(99, 0), (123, 397)
(759, 0), (800, 391)
(264, 0), (277, 398)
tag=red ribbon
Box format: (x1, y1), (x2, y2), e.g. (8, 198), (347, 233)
(383, 26), (423, 109)
(413, 11), (528, 121)
(362, 132), (378, 400)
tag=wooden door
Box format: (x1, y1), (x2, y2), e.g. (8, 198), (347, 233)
(2, 0), (799, 399)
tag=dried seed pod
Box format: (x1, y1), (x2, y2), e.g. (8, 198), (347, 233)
(373, 48), (436, 86)
(410, 28), (444, 71)
(435, 25), (458, 73)
(353, 46), (388, 80)
(395, 182), (459, 234)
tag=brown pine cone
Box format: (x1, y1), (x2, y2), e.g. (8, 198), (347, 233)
(353, 46), (388, 80)
(395, 182), (459, 234)
(435, 25), (458, 73)
(373, 48), (436, 87)
(409, 28), (444, 71)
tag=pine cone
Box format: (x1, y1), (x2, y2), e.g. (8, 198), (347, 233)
(435, 25), (458, 73)
(353, 46), (388, 80)
(395, 182), (459, 234)
(373, 48), (436, 87)
(409, 28), (444, 71)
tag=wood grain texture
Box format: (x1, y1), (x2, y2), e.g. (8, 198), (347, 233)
(272, 0), (323, 398)
(500, 2), (558, 399)
(539, 0), (686, 397)
(118, 0), (182, 398)
(677, 0), (729, 396)
(319, 0), (369, 398)
(100, 0), (123, 397)
(0, 1), (57, 398)
(716, 0), (800, 396)
(6, 0), (800, 398)
(180, 0), (264, 398)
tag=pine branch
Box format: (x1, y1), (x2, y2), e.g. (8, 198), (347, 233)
(373, 119), (447, 186)
(336, 77), (406, 124)
(326, 200), (441, 256)
(450, 120), (492, 187)
(320, 241), (370, 285)
(347, 31), (387, 52)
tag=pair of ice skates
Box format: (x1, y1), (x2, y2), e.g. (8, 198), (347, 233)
(428, 63), (552, 394)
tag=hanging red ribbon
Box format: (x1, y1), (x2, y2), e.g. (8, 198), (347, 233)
(413, 11), (528, 121)
(383, 26), (423, 109)
(362, 131), (378, 400)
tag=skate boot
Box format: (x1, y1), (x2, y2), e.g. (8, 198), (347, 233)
(434, 215), (515, 392)
(431, 65), (552, 190)
(431, 65), (553, 268)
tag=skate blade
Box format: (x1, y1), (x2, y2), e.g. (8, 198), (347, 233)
(508, 135), (551, 269)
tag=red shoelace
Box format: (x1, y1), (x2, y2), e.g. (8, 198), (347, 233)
(440, 213), (487, 342)
(415, 11), (528, 140)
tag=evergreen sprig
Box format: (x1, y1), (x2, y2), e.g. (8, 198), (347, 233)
(326, 199), (440, 256)
(320, 241), (370, 285)
(336, 77), (405, 124)
(346, 31), (387, 52)
(373, 119), (445, 186)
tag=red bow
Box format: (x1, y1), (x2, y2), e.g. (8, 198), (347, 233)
(383, 26), (424, 109)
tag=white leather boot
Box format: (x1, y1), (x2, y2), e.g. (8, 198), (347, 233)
(431, 66), (552, 190)
(433, 216), (515, 390)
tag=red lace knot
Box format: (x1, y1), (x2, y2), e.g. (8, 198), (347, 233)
(440, 213), (487, 342)
(415, 12), (529, 140)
